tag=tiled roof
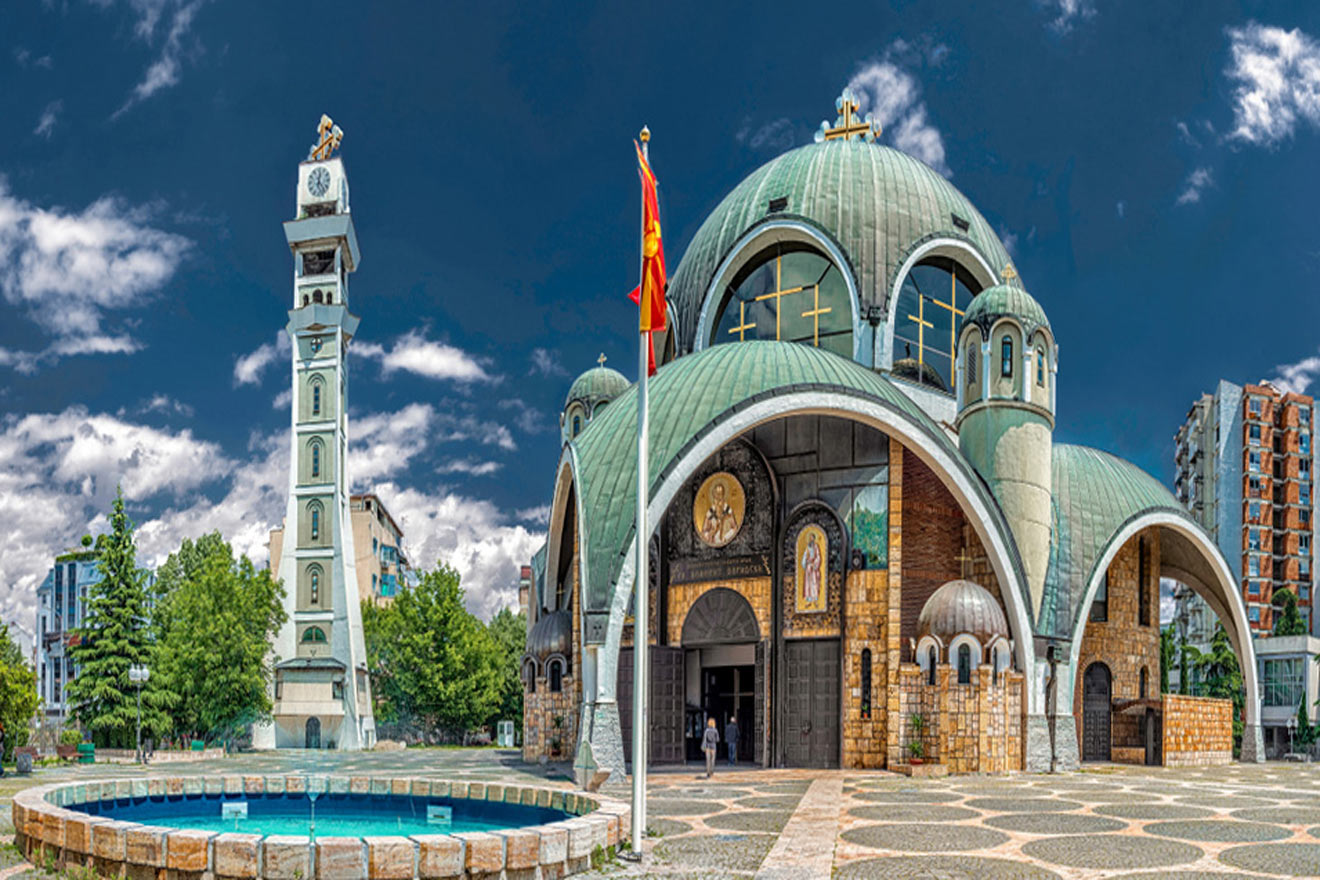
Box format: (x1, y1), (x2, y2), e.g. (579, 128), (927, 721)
(565, 366), (630, 410)
(964, 283), (1051, 334)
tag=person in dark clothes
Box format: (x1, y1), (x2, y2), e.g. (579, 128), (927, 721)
(701, 717), (719, 778)
(724, 715), (740, 765)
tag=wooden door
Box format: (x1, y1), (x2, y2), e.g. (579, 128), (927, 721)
(782, 639), (840, 768)
(651, 647), (685, 764)
(1082, 663), (1112, 762)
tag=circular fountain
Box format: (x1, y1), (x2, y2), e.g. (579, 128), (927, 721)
(15, 774), (628, 878)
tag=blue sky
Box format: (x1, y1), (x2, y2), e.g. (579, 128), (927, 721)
(2, 0), (1319, 621)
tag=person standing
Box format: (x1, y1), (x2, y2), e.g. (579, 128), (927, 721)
(701, 717), (719, 778)
(724, 715), (740, 766)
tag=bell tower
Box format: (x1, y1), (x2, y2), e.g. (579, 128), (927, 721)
(256, 116), (375, 751)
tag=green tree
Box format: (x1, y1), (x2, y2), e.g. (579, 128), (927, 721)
(152, 532), (286, 744)
(1193, 623), (1244, 750)
(1159, 625), (1176, 694)
(361, 599), (402, 725)
(1272, 588), (1307, 636)
(486, 607), (527, 729)
(0, 623), (40, 761)
(1297, 698), (1316, 749)
(66, 488), (171, 748)
(362, 564), (501, 740)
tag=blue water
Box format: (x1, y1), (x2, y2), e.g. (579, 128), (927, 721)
(77, 792), (569, 837)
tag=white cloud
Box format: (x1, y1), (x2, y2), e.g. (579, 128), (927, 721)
(358, 330), (492, 383)
(1226, 22), (1320, 146)
(135, 393), (194, 418)
(0, 180), (189, 372)
(33, 100), (62, 138)
(529, 347), (567, 377)
(517, 504), (552, 527)
(438, 459), (502, 476)
(110, 0), (206, 117)
(271, 388), (292, 410)
(233, 333), (289, 386)
(1043, 0), (1097, 33)
(998, 227), (1019, 258)
(845, 44), (950, 175)
(1116, 200), (1126, 219)
(1270, 350), (1320, 395)
(366, 482), (543, 619)
(736, 117), (797, 152)
(1175, 167), (1213, 205)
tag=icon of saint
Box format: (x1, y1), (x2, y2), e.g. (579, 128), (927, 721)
(800, 531), (823, 608)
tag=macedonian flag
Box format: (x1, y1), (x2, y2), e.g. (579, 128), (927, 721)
(633, 139), (667, 333)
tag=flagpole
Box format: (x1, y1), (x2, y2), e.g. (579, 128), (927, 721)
(629, 124), (652, 861)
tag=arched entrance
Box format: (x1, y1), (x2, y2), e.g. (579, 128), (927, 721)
(682, 588), (763, 765)
(1082, 663), (1111, 762)
(305, 717), (321, 749)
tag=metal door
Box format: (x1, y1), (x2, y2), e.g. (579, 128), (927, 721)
(782, 639), (840, 768)
(651, 647), (685, 764)
(754, 640), (767, 766)
(1082, 663), (1111, 762)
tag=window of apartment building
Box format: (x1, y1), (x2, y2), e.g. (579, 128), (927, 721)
(1249, 606), (1261, 623)
(1301, 533), (1312, 553)
(1301, 584), (1311, 601)
(1250, 476), (1262, 496)
(1250, 500), (1262, 521)
(1249, 398), (1262, 416)
(1263, 657), (1305, 707)
(1302, 557), (1311, 577)
(1304, 509), (1312, 526)
(1249, 556), (1260, 577)
(1247, 580), (1261, 597)
(1302, 406), (1312, 427)
(1250, 450), (1261, 472)
(1303, 433), (1312, 454)
(1250, 423), (1261, 444)
(1302, 459), (1312, 477)
(1303, 484), (1312, 505)
(1249, 528), (1261, 551)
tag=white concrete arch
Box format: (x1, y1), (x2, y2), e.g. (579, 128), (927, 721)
(543, 455), (578, 615)
(598, 389), (1040, 715)
(949, 633), (984, 671)
(1065, 512), (1261, 731)
(881, 238), (999, 371)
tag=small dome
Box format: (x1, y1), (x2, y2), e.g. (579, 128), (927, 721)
(891, 357), (949, 392)
(964, 283), (1050, 335)
(917, 579), (1009, 645)
(565, 365), (630, 411)
(527, 609), (572, 661)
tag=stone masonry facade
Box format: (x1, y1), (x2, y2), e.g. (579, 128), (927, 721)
(1163, 693), (1234, 766)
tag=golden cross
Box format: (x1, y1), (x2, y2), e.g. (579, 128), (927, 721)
(310, 114), (344, 161)
(753, 254), (808, 340)
(822, 89), (882, 141)
(800, 285), (832, 347)
(929, 271), (964, 377)
(597, 353), (607, 368)
(907, 294), (934, 369)
(1001, 263), (1019, 285)
(955, 547), (974, 579)
(727, 300), (756, 341)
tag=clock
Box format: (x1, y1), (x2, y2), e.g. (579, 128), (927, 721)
(307, 166), (331, 198)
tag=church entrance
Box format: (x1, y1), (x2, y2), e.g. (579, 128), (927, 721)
(781, 638), (840, 768)
(688, 655), (755, 762)
(1082, 662), (1112, 762)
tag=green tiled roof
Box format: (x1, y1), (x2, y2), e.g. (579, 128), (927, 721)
(667, 140), (1011, 352)
(1042, 444), (1193, 636)
(569, 340), (1023, 612)
(964, 283), (1051, 334)
(565, 366), (630, 409)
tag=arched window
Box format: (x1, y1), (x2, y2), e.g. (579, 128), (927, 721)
(893, 256), (985, 390)
(1036, 345), (1046, 386)
(1000, 336), (1013, 377)
(309, 566), (321, 605)
(957, 643), (972, 685)
(927, 646), (937, 686)
(302, 294), (309, 306)
(572, 415), (582, 436)
(522, 658), (537, 694)
(311, 443), (321, 479)
(325, 291), (333, 304)
(965, 342), (978, 388)
(313, 289), (323, 304)
(311, 382), (322, 417)
(1140, 666), (1149, 699)
(310, 505), (320, 541)
(548, 659), (563, 693)
(711, 243), (852, 358)
(302, 626), (326, 643)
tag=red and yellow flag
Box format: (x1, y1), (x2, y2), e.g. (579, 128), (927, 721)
(633, 139), (667, 333)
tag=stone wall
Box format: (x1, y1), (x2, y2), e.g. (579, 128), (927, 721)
(842, 568), (888, 768)
(895, 663), (1024, 772)
(665, 577), (772, 646)
(1163, 693), (1234, 767)
(522, 671), (578, 763)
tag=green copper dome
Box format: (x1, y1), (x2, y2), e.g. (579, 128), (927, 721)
(964, 283), (1051, 334)
(564, 365), (630, 410)
(667, 139), (1012, 352)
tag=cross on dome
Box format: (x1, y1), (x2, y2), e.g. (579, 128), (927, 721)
(1001, 263), (1020, 286)
(816, 88), (881, 143)
(597, 352), (608, 367)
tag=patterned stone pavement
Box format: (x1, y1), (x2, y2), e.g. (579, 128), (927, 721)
(2, 750), (1319, 878)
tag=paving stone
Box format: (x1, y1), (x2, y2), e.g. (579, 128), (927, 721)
(647, 818), (692, 837)
(1095, 803), (1216, 820)
(1147, 819), (1291, 842)
(1231, 807), (1320, 825)
(1021, 834), (1204, 870)
(1103, 873), (1259, 880)
(849, 804), (980, 823)
(703, 809), (792, 833)
(963, 797), (1083, 812)
(983, 812), (1126, 834)
(835, 855), (1063, 879)
(851, 789), (961, 804)
(671, 786), (752, 800)
(648, 798), (723, 816)
(653, 832), (775, 872)
(1218, 842), (1320, 876)
(839, 822), (1010, 852)
(733, 795), (801, 811)
(1172, 794), (1276, 809)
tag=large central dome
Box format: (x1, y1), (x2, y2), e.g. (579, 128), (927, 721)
(667, 139), (1011, 358)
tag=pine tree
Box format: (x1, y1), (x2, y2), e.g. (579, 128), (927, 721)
(1272, 588), (1307, 636)
(66, 488), (172, 748)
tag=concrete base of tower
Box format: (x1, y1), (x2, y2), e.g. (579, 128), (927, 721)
(252, 721), (275, 750)
(578, 699), (626, 784)
(1024, 714), (1080, 772)
(1239, 723), (1265, 763)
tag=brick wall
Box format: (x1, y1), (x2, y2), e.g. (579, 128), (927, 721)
(1163, 693), (1234, 766)
(843, 568), (888, 768)
(900, 449), (964, 653)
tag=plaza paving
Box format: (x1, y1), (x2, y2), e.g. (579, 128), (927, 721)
(1, 749), (1318, 879)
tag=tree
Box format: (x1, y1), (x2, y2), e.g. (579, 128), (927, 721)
(66, 488), (171, 748)
(1272, 588), (1307, 636)
(152, 533), (286, 744)
(1159, 625), (1176, 694)
(486, 607), (527, 729)
(362, 564), (501, 740)
(0, 624), (40, 761)
(1193, 623), (1244, 750)
(1297, 698), (1316, 750)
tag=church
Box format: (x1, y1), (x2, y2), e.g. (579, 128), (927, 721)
(521, 92), (1263, 776)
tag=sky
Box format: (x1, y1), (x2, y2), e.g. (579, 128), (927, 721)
(3, 0), (1320, 625)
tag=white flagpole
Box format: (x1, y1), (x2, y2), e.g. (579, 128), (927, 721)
(629, 124), (652, 859)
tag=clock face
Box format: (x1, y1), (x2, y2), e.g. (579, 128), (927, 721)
(307, 166), (331, 198)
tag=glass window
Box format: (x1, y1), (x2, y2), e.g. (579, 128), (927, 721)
(1000, 336), (1014, 378)
(312, 383), (321, 416)
(1250, 423), (1261, 444)
(1250, 500), (1262, 521)
(965, 343), (978, 387)
(927, 646), (937, 686)
(1250, 451), (1261, 472)
(1036, 346), (1046, 386)
(1249, 606), (1261, 623)
(549, 659), (563, 693)
(572, 415), (581, 436)
(1302, 433), (1311, 454)
(1301, 484), (1311, 505)
(957, 644), (972, 685)
(1090, 572), (1108, 622)
(1302, 459), (1311, 477)
(1250, 476), (1261, 496)
(1249, 556), (1260, 577)
(1139, 667), (1149, 699)
(1301, 407), (1311, 426)
(712, 243), (853, 359)
(1249, 398), (1262, 416)
(1303, 509), (1311, 525)
(1249, 528), (1261, 551)
(891, 256), (982, 390)
(310, 569), (320, 604)
(310, 507), (319, 540)
(332, 680), (344, 699)
(1263, 657), (1305, 707)
(1301, 533), (1311, 552)
(1248, 580), (1261, 596)
(311, 444), (320, 478)
(301, 626), (327, 643)
(1300, 558), (1310, 577)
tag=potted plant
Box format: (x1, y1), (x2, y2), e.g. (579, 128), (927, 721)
(907, 713), (927, 765)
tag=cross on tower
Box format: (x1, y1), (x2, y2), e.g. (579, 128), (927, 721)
(309, 114), (344, 161)
(597, 352), (607, 368)
(817, 88), (882, 142)
(955, 547), (974, 579)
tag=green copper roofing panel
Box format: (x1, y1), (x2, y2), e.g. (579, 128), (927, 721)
(1041, 444), (1192, 636)
(667, 140), (1011, 352)
(963, 283), (1051, 333)
(565, 366), (630, 409)
(569, 341), (1024, 613)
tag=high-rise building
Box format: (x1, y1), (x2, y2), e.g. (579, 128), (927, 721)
(1172, 380), (1316, 636)
(35, 550), (99, 724)
(255, 117), (375, 751)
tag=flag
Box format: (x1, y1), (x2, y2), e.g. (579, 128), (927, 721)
(628, 286), (658, 375)
(635, 139), (667, 333)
